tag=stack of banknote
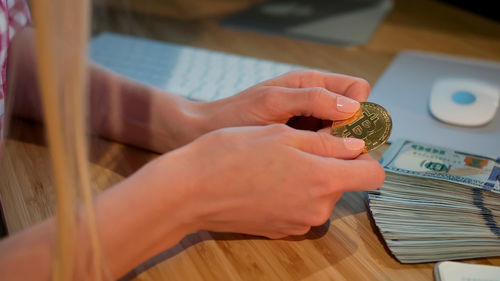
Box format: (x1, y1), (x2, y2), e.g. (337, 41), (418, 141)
(368, 139), (500, 263)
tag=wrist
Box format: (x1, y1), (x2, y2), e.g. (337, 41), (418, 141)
(148, 91), (207, 152)
(142, 151), (204, 233)
(94, 151), (202, 276)
(145, 141), (226, 234)
(153, 94), (238, 151)
(190, 98), (236, 136)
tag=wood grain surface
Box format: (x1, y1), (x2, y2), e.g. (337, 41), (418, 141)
(1, 0), (500, 280)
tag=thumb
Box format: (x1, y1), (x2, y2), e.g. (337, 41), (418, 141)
(271, 86), (361, 121)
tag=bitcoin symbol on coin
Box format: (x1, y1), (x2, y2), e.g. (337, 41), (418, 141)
(344, 112), (379, 139)
(331, 102), (392, 152)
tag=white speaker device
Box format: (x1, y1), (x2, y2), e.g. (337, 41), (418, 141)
(429, 77), (499, 127)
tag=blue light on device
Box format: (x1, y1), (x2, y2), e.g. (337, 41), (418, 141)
(451, 90), (476, 105)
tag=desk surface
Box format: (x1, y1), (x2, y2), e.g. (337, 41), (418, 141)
(1, 0), (500, 280)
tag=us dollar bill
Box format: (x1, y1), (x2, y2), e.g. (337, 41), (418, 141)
(368, 139), (500, 263)
(380, 139), (500, 193)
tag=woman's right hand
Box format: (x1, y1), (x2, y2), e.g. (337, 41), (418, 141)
(148, 124), (385, 239)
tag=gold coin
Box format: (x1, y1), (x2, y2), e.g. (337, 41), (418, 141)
(331, 102), (392, 152)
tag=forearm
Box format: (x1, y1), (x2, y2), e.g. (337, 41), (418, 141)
(0, 152), (198, 280)
(87, 64), (205, 152)
(8, 27), (205, 153)
(92, 151), (200, 278)
(0, 219), (55, 280)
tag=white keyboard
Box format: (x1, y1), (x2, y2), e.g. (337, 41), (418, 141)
(90, 32), (303, 101)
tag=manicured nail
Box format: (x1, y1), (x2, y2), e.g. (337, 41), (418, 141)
(337, 96), (360, 113)
(343, 138), (365, 151)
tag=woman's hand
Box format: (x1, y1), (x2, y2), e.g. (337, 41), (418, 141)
(86, 68), (371, 153)
(193, 70), (370, 135)
(134, 69), (369, 152)
(146, 124), (384, 239)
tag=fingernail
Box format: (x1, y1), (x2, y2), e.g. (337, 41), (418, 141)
(343, 138), (365, 151)
(337, 96), (360, 113)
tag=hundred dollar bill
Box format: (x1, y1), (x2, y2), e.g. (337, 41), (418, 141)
(380, 139), (500, 193)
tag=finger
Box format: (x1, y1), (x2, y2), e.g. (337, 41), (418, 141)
(272, 222), (312, 236)
(269, 86), (361, 121)
(318, 126), (331, 134)
(286, 130), (365, 160)
(286, 225), (312, 236)
(261, 70), (371, 102)
(264, 233), (288, 240)
(326, 155), (386, 191)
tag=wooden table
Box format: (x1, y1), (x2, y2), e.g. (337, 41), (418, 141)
(2, 0), (500, 280)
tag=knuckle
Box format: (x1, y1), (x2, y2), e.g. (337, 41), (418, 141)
(305, 207), (331, 226)
(263, 124), (293, 145)
(355, 78), (371, 93)
(372, 163), (386, 188)
(288, 69), (313, 77)
(301, 69), (323, 79)
(309, 86), (327, 97)
(316, 132), (334, 156)
(268, 123), (291, 134)
(305, 70), (326, 85)
(302, 87), (326, 115)
(288, 226), (311, 236)
(288, 69), (324, 87)
(316, 208), (332, 225)
(307, 69), (325, 79)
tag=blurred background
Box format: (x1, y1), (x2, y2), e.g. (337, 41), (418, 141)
(85, 0), (499, 83)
